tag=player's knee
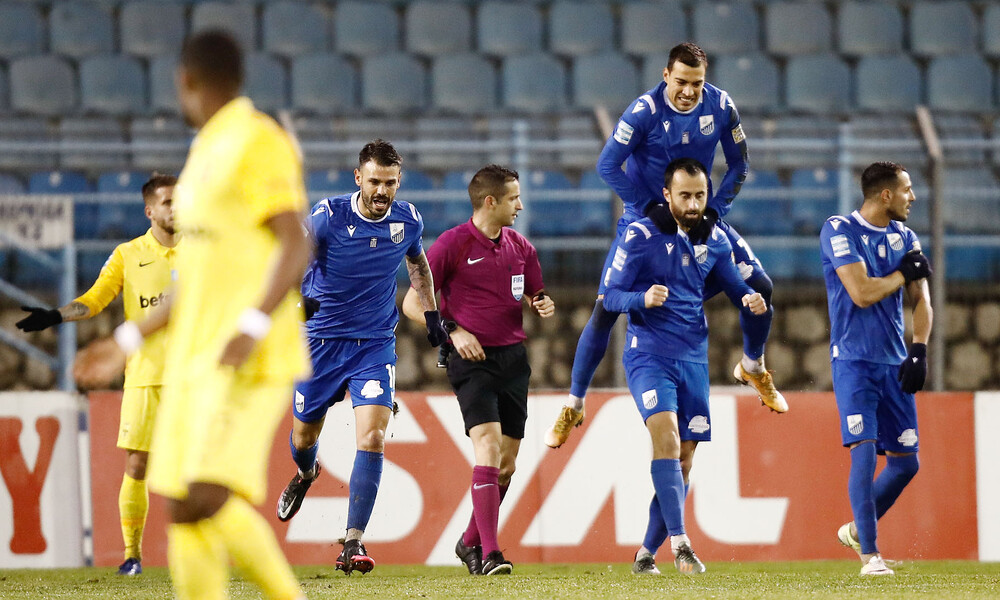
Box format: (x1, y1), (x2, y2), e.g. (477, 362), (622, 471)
(125, 451), (148, 480)
(357, 428), (385, 452)
(498, 463), (516, 486)
(169, 484), (229, 523)
(892, 453), (920, 478)
(292, 429), (319, 450)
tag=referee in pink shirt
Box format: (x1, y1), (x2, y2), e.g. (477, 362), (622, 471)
(403, 164), (554, 576)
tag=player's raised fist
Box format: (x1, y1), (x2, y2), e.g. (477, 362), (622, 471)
(644, 284), (669, 308)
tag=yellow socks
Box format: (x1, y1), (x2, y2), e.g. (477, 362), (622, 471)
(119, 474), (148, 561)
(167, 521), (227, 600)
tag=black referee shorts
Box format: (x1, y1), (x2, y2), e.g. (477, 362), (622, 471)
(446, 342), (531, 439)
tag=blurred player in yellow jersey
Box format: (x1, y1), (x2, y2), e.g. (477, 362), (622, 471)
(75, 30), (310, 600)
(17, 172), (178, 576)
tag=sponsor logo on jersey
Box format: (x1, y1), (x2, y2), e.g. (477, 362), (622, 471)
(897, 429), (918, 447)
(612, 247), (628, 271)
(390, 222), (404, 244)
(694, 245), (708, 264)
(830, 234), (850, 257)
(888, 233), (904, 251)
(689, 415), (710, 434)
(699, 115), (714, 136)
(632, 101), (646, 114)
(511, 274), (524, 301)
(830, 219), (842, 230)
(467, 257), (485, 265)
(139, 260), (154, 267)
(642, 389), (657, 410)
(624, 229), (637, 242)
(861, 234), (869, 245)
(139, 293), (167, 308)
(666, 242), (674, 254)
(732, 124), (745, 144)
(360, 380), (384, 399)
(347, 225), (356, 236)
(663, 122), (671, 134)
(847, 414), (864, 435)
(614, 120), (634, 145)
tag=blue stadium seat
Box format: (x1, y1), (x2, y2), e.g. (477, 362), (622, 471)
(726, 169), (793, 236)
(9, 55), (77, 117)
(431, 54), (497, 114)
(848, 116), (926, 170)
(402, 169), (433, 191)
(245, 53), (288, 113)
(397, 168), (436, 225)
(751, 115), (838, 170)
(641, 53), (670, 90)
(785, 54), (851, 115)
(943, 168), (1000, 234)
(262, 1), (328, 58)
(61, 117), (129, 172)
(985, 5), (1000, 58)
(549, 1), (613, 57)
(621, 1), (687, 56)
(191, 2), (257, 54)
(692, 2), (759, 55)
(0, 3), (44, 58)
(97, 171), (147, 194)
(412, 116), (486, 171)
(933, 115), (986, 166)
(578, 170), (614, 236)
(306, 169), (356, 195)
(28, 171), (92, 194)
(765, 2), (832, 56)
(557, 115), (600, 170)
(910, 1), (976, 57)
(335, 2), (399, 56)
(0, 65), (6, 113)
(406, 1), (472, 56)
(573, 53), (639, 110)
(789, 168), (837, 234)
(121, 1), (186, 58)
(0, 172), (25, 193)
(712, 54), (779, 114)
(129, 116), (190, 173)
(149, 56), (179, 115)
(291, 53), (357, 115)
(79, 56), (147, 116)
(502, 54), (567, 113)
(855, 56), (922, 113)
(440, 169), (478, 231)
(476, 2), (542, 57)
(49, 3), (114, 59)
(0, 117), (59, 171)
(362, 53), (427, 114)
(522, 170), (578, 236)
(927, 56), (993, 113)
(837, 1), (903, 57)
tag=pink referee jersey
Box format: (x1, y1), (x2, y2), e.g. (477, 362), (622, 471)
(426, 219), (544, 347)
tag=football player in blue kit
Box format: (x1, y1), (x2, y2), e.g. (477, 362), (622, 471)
(604, 158), (767, 575)
(276, 139), (448, 574)
(546, 42), (785, 451)
(820, 161), (932, 576)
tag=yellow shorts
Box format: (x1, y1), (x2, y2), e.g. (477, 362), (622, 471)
(117, 386), (161, 452)
(147, 367), (292, 505)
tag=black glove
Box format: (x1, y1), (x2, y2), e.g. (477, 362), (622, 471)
(897, 249), (932, 283)
(16, 306), (62, 332)
(688, 207), (718, 245)
(302, 296), (320, 320)
(424, 310), (449, 347)
(647, 203), (677, 234)
(897, 343), (927, 394)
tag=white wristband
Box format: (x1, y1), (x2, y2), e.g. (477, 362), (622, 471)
(113, 321), (144, 356)
(237, 308), (272, 340)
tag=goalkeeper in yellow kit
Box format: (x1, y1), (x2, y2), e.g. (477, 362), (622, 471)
(74, 30), (310, 600)
(17, 173), (178, 576)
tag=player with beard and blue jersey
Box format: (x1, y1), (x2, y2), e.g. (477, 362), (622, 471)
(547, 42), (786, 453)
(604, 158), (767, 575)
(276, 139), (449, 575)
(820, 161), (932, 576)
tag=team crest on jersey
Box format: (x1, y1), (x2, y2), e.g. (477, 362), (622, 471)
(390, 222), (404, 244)
(699, 115), (714, 135)
(847, 414), (864, 435)
(694, 245), (708, 264)
(642, 389), (658, 410)
(295, 391), (305, 413)
(887, 233), (904, 251)
(511, 274), (524, 300)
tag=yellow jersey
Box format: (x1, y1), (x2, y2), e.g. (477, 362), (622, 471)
(76, 229), (176, 387)
(166, 97), (310, 385)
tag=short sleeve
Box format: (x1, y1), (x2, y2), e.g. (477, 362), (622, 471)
(75, 244), (125, 313)
(425, 233), (454, 293)
(820, 218), (862, 269)
(241, 123), (308, 225)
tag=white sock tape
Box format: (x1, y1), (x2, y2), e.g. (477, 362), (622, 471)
(237, 308), (272, 340)
(113, 321), (144, 355)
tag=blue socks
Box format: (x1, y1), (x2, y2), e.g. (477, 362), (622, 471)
(289, 432), (318, 476)
(740, 272), (773, 360)
(642, 481), (689, 554)
(569, 301), (619, 398)
(346, 450), (383, 532)
(875, 454), (919, 518)
(848, 443), (878, 555)
(650, 459), (686, 537)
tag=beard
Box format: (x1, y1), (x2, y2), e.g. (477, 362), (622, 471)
(362, 192), (392, 216)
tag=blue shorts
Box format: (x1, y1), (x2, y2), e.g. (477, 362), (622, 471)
(832, 359), (919, 453)
(703, 219), (766, 299)
(293, 336), (396, 423)
(623, 351), (711, 442)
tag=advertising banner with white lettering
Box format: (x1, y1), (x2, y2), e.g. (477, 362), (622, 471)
(89, 391), (984, 567)
(0, 392), (84, 568)
(0, 195), (73, 248)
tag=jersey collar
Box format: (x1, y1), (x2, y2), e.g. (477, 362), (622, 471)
(851, 210), (887, 232)
(663, 87), (703, 115)
(351, 190), (392, 223)
(142, 229), (177, 256)
(464, 219), (507, 250)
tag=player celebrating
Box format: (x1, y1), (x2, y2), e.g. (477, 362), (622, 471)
(76, 30), (310, 600)
(17, 173), (177, 576)
(402, 165), (554, 576)
(276, 139), (447, 575)
(547, 42), (784, 450)
(604, 158), (766, 575)
(820, 162), (932, 576)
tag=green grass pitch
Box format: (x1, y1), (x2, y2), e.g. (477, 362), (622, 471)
(2, 561), (998, 599)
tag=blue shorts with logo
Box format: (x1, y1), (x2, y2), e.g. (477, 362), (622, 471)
(832, 359), (919, 453)
(623, 351), (712, 442)
(293, 336), (396, 423)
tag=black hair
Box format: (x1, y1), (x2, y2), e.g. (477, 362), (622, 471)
(667, 42), (708, 70)
(180, 30), (243, 92)
(861, 161), (906, 199)
(663, 157), (708, 189)
(358, 138), (402, 168)
(468, 164), (519, 210)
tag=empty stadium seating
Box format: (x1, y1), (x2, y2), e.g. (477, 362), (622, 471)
(291, 53), (358, 115)
(477, 2), (542, 57)
(0, 3), (45, 59)
(49, 3), (114, 59)
(837, 1), (904, 56)
(765, 2), (832, 56)
(120, 1), (187, 59)
(621, 1), (687, 56)
(262, 1), (329, 58)
(406, 1), (472, 57)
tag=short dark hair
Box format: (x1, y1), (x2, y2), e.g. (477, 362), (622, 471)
(861, 161), (906, 199)
(180, 30), (243, 92)
(468, 164), (519, 210)
(358, 139), (402, 168)
(141, 172), (177, 205)
(663, 157), (708, 189)
(667, 42), (708, 70)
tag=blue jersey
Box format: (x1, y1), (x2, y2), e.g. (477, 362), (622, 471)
(603, 218), (753, 363)
(820, 211), (921, 365)
(597, 81), (748, 224)
(303, 192), (424, 339)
